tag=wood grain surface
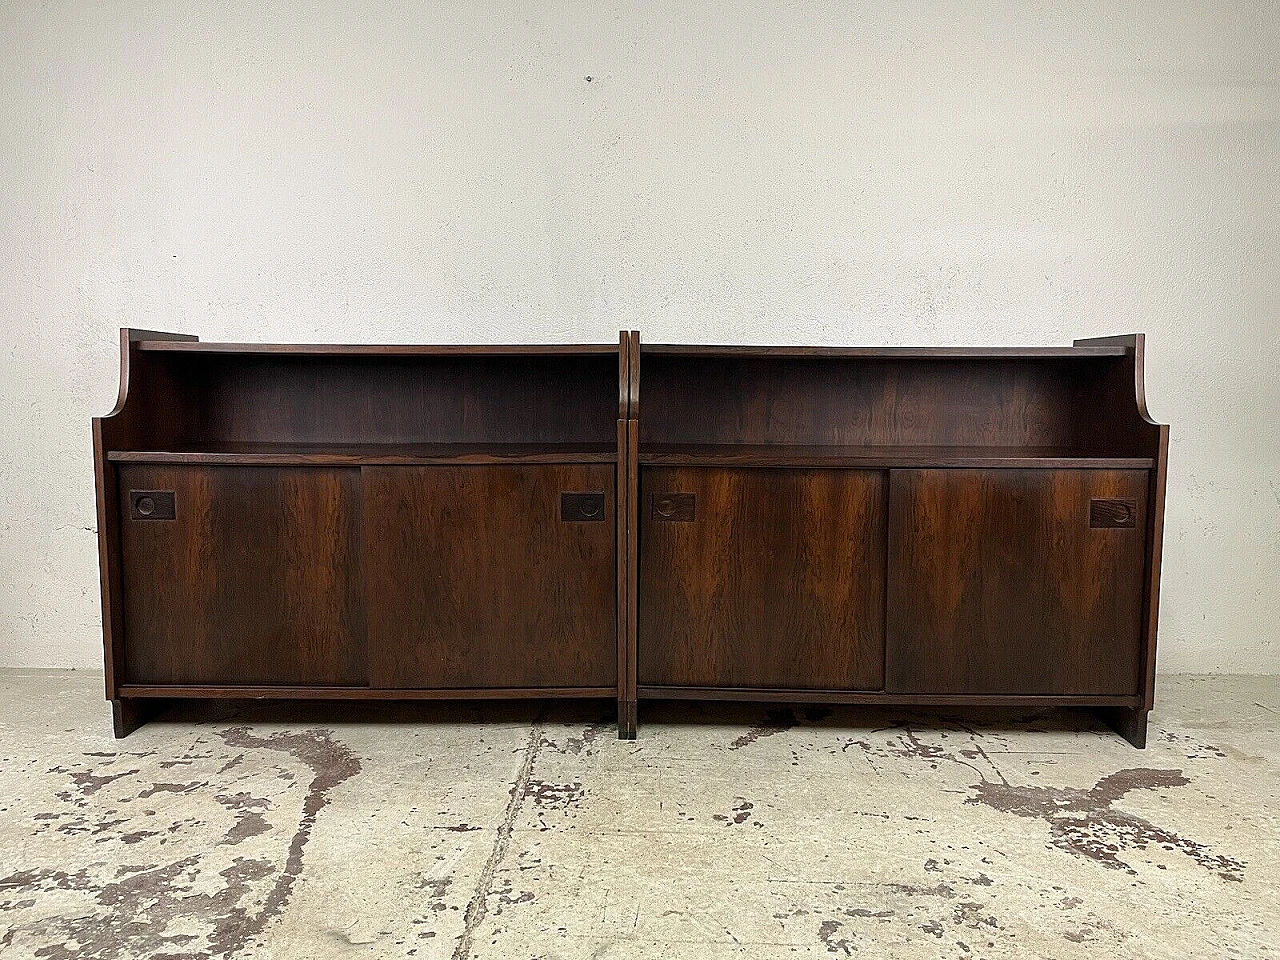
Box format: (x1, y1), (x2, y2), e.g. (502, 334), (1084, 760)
(639, 467), (886, 690)
(364, 465), (616, 689)
(118, 464), (366, 686)
(886, 468), (1148, 695)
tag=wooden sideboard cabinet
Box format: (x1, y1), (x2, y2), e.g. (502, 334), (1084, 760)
(95, 330), (1166, 746)
(94, 330), (633, 737)
(627, 333), (1167, 748)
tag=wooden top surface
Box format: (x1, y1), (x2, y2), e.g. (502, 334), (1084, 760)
(136, 341), (620, 356)
(640, 344), (1130, 358)
(135, 340), (1129, 359)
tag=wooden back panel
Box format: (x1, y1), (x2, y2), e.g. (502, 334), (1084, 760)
(639, 355), (1137, 451)
(112, 352), (620, 449)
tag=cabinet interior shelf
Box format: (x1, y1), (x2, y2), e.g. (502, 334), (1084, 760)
(108, 442), (618, 466)
(109, 443), (1153, 469)
(638, 444), (1154, 469)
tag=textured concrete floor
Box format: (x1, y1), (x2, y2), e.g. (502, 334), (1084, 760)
(0, 672), (1276, 959)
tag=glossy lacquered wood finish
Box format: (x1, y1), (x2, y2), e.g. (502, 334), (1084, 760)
(94, 329), (198, 702)
(172, 353), (619, 449)
(885, 468), (1148, 695)
(638, 467), (886, 690)
(118, 464), (366, 685)
(111, 697), (153, 738)
(623, 413), (640, 737)
(619, 331), (641, 737)
(639, 444), (1151, 469)
(107, 442), (617, 465)
(638, 687), (1140, 707)
(615, 331), (632, 735)
(631, 336), (1167, 746)
(641, 344), (1129, 358)
(116, 685), (616, 699)
(96, 329), (1167, 746)
(138, 341), (619, 356)
(363, 465), (616, 689)
(96, 330), (631, 736)
(1075, 333), (1169, 735)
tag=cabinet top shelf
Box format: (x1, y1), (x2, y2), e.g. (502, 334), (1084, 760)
(136, 341), (620, 357)
(134, 341), (1130, 359)
(641, 344), (1130, 359)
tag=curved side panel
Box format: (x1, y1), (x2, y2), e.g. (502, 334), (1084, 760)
(1073, 333), (1167, 439)
(94, 328), (197, 700)
(98, 328), (198, 432)
(1074, 333), (1168, 712)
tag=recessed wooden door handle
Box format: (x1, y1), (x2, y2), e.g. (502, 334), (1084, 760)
(652, 493), (695, 521)
(1090, 498), (1137, 528)
(561, 492), (606, 521)
(129, 490), (176, 521)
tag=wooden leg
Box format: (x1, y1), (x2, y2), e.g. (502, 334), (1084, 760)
(111, 698), (153, 738)
(617, 699), (637, 740)
(1096, 706), (1149, 748)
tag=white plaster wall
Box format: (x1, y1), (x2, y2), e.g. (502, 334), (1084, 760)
(1, 1), (1276, 672)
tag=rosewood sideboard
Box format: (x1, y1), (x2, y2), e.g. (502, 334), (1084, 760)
(94, 330), (1167, 746)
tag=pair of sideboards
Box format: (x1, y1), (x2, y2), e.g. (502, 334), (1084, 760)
(93, 330), (1168, 746)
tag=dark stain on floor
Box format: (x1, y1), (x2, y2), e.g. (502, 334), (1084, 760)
(417, 873), (453, 913)
(818, 917), (856, 954)
(713, 798), (761, 827)
(968, 767), (1246, 881)
(215, 727), (363, 934)
(216, 791), (273, 845)
(526, 780), (585, 810)
(729, 708), (799, 749)
(844, 727), (1247, 886)
(0, 726), (361, 959)
(549, 717), (612, 757)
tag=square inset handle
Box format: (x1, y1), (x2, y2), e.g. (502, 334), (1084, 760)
(652, 493), (695, 521)
(129, 490), (176, 521)
(561, 492), (606, 521)
(1090, 498), (1137, 528)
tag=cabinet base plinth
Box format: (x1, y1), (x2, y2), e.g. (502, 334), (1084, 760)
(111, 698), (155, 738)
(1095, 706), (1149, 748)
(617, 700), (637, 739)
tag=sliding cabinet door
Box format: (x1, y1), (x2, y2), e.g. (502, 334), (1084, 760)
(639, 467), (886, 690)
(363, 465), (616, 689)
(118, 465), (366, 685)
(886, 468), (1147, 695)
